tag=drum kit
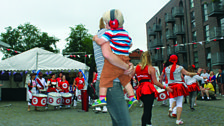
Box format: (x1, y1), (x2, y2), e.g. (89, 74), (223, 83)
(31, 92), (73, 109)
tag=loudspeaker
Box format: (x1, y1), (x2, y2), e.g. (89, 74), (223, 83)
(14, 73), (23, 82)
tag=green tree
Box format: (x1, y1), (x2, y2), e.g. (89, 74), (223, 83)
(63, 24), (94, 67)
(0, 23), (59, 59)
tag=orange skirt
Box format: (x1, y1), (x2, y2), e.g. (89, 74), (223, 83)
(136, 82), (158, 100)
(168, 83), (189, 98)
(187, 83), (200, 92)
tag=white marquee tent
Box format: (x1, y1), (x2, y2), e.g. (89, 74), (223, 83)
(0, 47), (89, 71)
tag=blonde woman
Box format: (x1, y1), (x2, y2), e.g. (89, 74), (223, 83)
(209, 71), (217, 96)
(135, 51), (172, 126)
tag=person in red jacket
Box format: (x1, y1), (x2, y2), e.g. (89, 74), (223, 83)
(72, 72), (85, 106)
(58, 75), (70, 93)
(73, 72), (85, 90)
(47, 73), (58, 93)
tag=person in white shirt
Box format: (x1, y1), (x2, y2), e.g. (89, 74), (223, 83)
(36, 72), (47, 90)
(184, 65), (205, 110)
(201, 69), (210, 87)
(27, 73), (42, 111)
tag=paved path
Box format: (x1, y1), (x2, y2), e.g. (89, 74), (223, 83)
(0, 96), (224, 126)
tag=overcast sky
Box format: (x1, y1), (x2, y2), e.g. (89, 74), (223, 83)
(0, 0), (169, 59)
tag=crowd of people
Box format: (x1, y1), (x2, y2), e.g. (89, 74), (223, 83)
(26, 8), (224, 126)
(27, 71), (85, 111)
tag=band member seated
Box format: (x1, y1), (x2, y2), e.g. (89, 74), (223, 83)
(36, 72), (47, 92)
(47, 73), (58, 93)
(28, 73), (41, 111)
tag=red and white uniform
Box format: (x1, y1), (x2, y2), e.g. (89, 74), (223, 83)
(92, 72), (98, 83)
(28, 79), (41, 105)
(47, 79), (58, 92)
(58, 80), (70, 93)
(36, 77), (47, 89)
(56, 77), (62, 83)
(135, 65), (158, 100)
(165, 66), (189, 98)
(75, 77), (85, 90)
(184, 75), (203, 92)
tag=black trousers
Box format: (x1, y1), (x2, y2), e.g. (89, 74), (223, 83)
(140, 93), (155, 126)
(212, 82), (217, 94)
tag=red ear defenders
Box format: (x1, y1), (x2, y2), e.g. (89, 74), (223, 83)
(109, 9), (119, 29)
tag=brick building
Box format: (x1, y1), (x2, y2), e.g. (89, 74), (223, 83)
(129, 48), (143, 66)
(146, 0), (224, 72)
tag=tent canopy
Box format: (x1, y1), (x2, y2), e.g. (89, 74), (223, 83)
(0, 47), (89, 71)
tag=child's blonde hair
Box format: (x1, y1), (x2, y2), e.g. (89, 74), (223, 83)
(139, 51), (152, 70)
(103, 9), (124, 28)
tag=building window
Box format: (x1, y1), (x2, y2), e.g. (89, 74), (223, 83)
(220, 18), (224, 32)
(190, 0), (194, 8)
(203, 4), (208, 21)
(191, 11), (196, 29)
(191, 21), (196, 29)
(194, 51), (198, 68)
(191, 11), (195, 21)
(206, 48), (211, 70)
(204, 25), (210, 42)
(192, 31), (197, 48)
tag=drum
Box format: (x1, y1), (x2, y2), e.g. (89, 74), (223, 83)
(39, 89), (47, 94)
(157, 88), (169, 101)
(47, 92), (62, 106)
(61, 93), (72, 105)
(32, 94), (47, 107)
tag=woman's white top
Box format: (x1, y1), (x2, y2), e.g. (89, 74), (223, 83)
(165, 66), (183, 84)
(184, 75), (203, 85)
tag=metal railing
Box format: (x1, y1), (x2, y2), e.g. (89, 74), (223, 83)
(212, 52), (224, 66)
(175, 46), (187, 53)
(165, 13), (175, 23)
(166, 30), (176, 39)
(149, 39), (163, 48)
(173, 7), (184, 17)
(174, 25), (185, 35)
(208, 1), (224, 17)
(153, 24), (162, 32)
(209, 27), (224, 40)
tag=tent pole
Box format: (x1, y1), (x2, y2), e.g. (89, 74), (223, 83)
(36, 52), (38, 72)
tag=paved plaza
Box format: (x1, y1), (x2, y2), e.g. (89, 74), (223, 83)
(0, 95), (224, 126)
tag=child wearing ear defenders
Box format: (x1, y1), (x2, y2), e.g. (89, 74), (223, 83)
(92, 9), (137, 110)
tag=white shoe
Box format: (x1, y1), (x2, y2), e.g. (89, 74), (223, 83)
(67, 105), (71, 108)
(73, 100), (77, 107)
(59, 106), (62, 109)
(45, 107), (48, 110)
(102, 106), (108, 113)
(95, 107), (101, 113)
(176, 119), (184, 125)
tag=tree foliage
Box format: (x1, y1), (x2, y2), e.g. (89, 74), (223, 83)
(63, 24), (94, 67)
(0, 23), (59, 59)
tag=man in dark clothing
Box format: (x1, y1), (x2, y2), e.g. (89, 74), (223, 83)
(216, 69), (224, 96)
